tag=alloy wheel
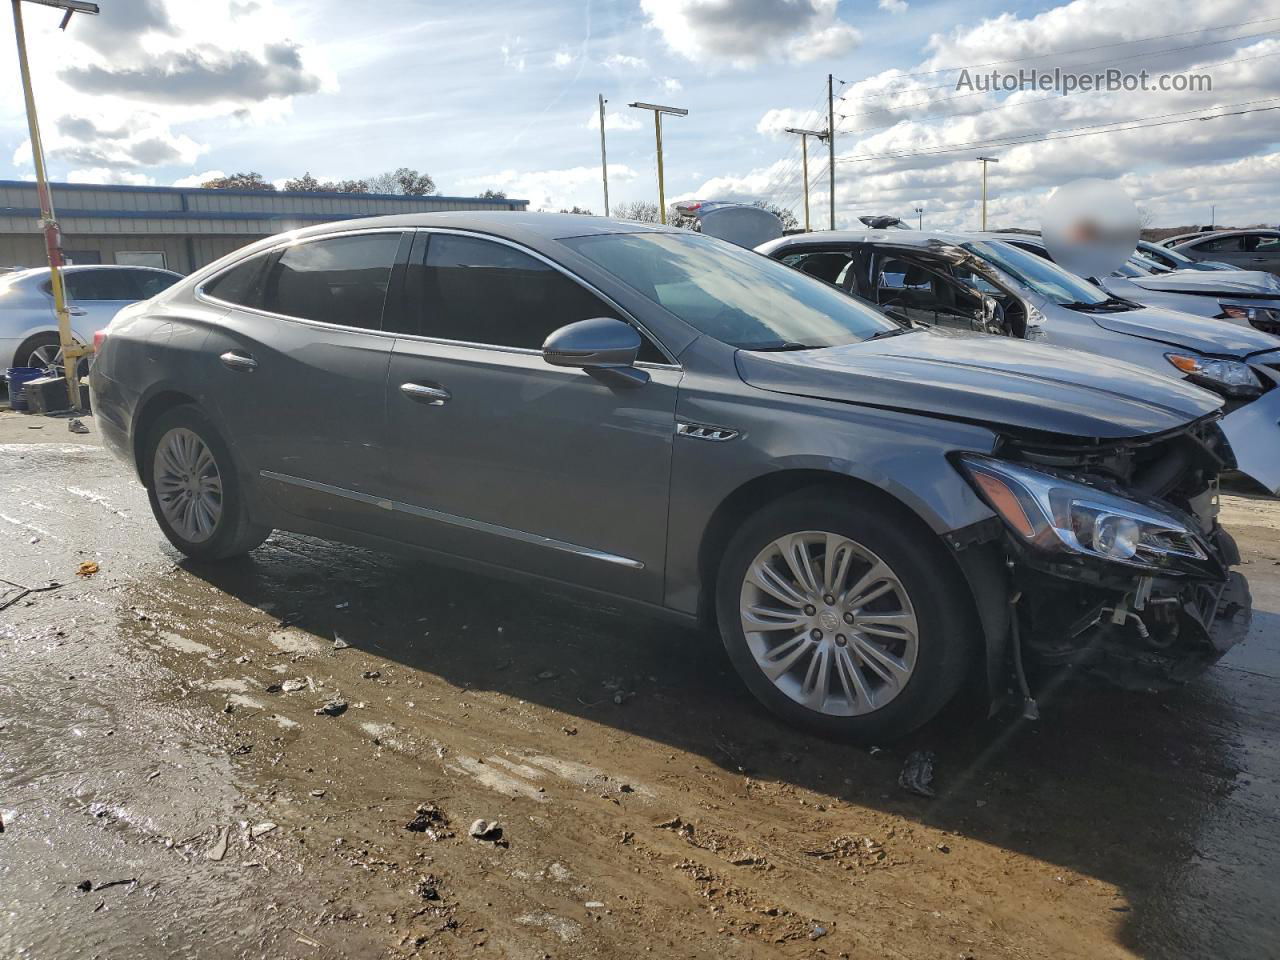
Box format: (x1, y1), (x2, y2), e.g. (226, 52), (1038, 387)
(739, 531), (919, 717)
(154, 427), (223, 543)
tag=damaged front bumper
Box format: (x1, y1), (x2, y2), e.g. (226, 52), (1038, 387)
(1220, 372), (1280, 496)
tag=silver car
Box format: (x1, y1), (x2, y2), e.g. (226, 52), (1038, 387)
(0, 264), (181, 371)
(92, 214), (1260, 740)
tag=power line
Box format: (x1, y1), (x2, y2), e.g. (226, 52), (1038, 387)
(861, 15), (1280, 84)
(836, 25), (1279, 109)
(834, 98), (1280, 163)
(834, 47), (1280, 137)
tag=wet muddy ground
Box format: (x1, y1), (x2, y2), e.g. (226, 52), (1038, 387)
(2, 411), (1278, 960)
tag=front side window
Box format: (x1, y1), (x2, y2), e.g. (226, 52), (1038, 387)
(406, 233), (665, 360)
(563, 231), (898, 350)
(1196, 235), (1243, 252)
(128, 270), (181, 299)
(262, 232), (402, 330)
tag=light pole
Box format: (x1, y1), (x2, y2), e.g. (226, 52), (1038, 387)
(10, 0), (99, 413)
(628, 101), (688, 224)
(597, 94), (610, 217)
(914, 206), (924, 230)
(784, 126), (828, 232)
(976, 156), (999, 231)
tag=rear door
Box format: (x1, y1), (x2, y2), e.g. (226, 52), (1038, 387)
(1242, 233), (1280, 275)
(381, 230), (681, 602)
(61, 269), (136, 337)
(200, 229), (409, 532)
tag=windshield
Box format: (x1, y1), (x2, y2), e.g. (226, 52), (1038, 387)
(561, 231), (900, 349)
(960, 240), (1109, 306)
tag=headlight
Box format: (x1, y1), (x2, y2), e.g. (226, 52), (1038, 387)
(1221, 303), (1280, 332)
(956, 454), (1210, 575)
(1166, 353), (1262, 399)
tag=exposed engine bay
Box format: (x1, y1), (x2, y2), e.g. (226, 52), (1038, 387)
(968, 417), (1252, 690)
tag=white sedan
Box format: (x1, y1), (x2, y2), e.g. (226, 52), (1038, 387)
(1, 264), (181, 371)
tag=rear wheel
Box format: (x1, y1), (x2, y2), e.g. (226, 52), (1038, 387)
(144, 405), (270, 560)
(715, 491), (975, 741)
(11, 332), (89, 377)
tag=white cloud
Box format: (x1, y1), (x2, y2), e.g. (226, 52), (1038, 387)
(586, 110), (644, 133)
(173, 170), (226, 187)
(66, 168), (157, 186)
(660, 76), (683, 93)
(878, 0), (908, 13)
(756, 107), (827, 138)
(603, 53), (649, 71)
(552, 50), (575, 69)
(640, 0), (861, 68)
(501, 36), (526, 72)
(457, 164), (640, 212)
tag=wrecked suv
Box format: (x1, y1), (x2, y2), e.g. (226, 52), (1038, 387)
(93, 214), (1255, 740)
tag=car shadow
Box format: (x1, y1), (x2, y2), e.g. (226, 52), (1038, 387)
(178, 530), (1277, 959)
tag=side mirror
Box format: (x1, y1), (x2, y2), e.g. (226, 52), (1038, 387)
(542, 317), (649, 387)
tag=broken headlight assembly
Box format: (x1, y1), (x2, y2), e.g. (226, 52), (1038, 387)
(1165, 352), (1263, 400)
(956, 454), (1215, 577)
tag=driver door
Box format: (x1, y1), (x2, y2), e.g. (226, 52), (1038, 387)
(381, 231), (681, 602)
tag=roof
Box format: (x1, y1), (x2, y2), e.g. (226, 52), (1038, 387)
(276, 211), (678, 243)
(758, 228), (972, 253)
(0, 178), (528, 207)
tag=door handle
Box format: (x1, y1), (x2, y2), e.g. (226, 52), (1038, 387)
(400, 382), (450, 405)
(219, 350), (258, 372)
(67, 306), (87, 316)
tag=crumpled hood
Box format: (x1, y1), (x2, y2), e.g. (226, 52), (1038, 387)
(736, 329), (1222, 441)
(1127, 269), (1280, 296)
(1088, 303), (1280, 357)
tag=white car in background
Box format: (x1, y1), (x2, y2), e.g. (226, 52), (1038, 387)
(0, 264), (181, 371)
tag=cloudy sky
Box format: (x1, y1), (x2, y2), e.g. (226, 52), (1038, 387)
(1, 0), (1277, 229)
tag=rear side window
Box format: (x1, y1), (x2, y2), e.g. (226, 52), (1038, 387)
(406, 233), (665, 360)
(129, 270), (180, 299)
(64, 269), (133, 301)
(203, 253), (271, 309)
(262, 233), (401, 330)
(1195, 236), (1243, 252)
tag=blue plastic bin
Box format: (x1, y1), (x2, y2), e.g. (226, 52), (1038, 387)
(4, 367), (44, 411)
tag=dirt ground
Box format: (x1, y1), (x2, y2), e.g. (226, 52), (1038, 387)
(2, 410), (1278, 960)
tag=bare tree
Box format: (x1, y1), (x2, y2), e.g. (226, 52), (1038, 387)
(477, 188), (508, 199)
(753, 200), (799, 231)
(558, 206), (595, 215)
(201, 171), (276, 191)
(612, 200), (658, 223)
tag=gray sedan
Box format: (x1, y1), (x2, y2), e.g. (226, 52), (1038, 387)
(92, 214), (1253, 740)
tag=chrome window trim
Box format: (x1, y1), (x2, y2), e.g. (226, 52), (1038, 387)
(194, 227), (409, 339)
(259, 470), (645, 570)
(405, 227), (681, 368)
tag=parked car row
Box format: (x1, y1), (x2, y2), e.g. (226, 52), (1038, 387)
(89, 211), (1276, 741)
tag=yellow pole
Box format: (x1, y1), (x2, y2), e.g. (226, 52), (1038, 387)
(655, 111), (666, 225)
(11, 0), (83, 410)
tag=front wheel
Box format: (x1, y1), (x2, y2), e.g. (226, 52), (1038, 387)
(715, 491), (976, 741)
(144, 405), (270, 560)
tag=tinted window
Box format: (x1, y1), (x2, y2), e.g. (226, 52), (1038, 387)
(781, 251), (854, 285)
(565, 232), (898, 350)
(204, 253), (271, 309)
(1246, 234), (1279, 251)
(408, 233), (665, 360)
(263, 233), (401, 330)
(128, 270), (180, 299)
(1196, 236), (1243, 252)
(64, 269), (134, 301)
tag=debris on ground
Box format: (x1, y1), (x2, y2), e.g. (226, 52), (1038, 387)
(75, 879), (92, 892)
(362, 670), (380, 679)
(76, 561), (99, 578)
(315, 698), (348, 717)
(249, 822), (277, 839)
(405, 803), (450, 837)
(415, 875), (442, 901)
(468, 819), (503, 843)
(333, 634), (350, 650)
(274, 678), (306, 693)
(205, 825), (230, 862)
(809, 924), (829, 940)
(898, 750), (937, 798)
(67, 419), (89, 435)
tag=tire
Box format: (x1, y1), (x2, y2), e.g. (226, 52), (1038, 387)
(143, 404), (270, 561)
(715, 488), (977, 742)
(11, 332), (89, 377)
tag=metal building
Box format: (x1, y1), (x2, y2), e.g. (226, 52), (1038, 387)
(0, 179), (528, 274)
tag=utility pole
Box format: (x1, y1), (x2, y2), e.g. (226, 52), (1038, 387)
(598, 94), (610, 217)
(784, 126), (828, 232)
(629, 101), (688, 225)
(914, 206), (924, 230)
(827, 74), (836, 230)
(10, 0), (99, 414)
(976, 156), (1000, 230)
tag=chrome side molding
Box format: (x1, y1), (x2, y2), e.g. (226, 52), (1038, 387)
(259, 470), (645, 569)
